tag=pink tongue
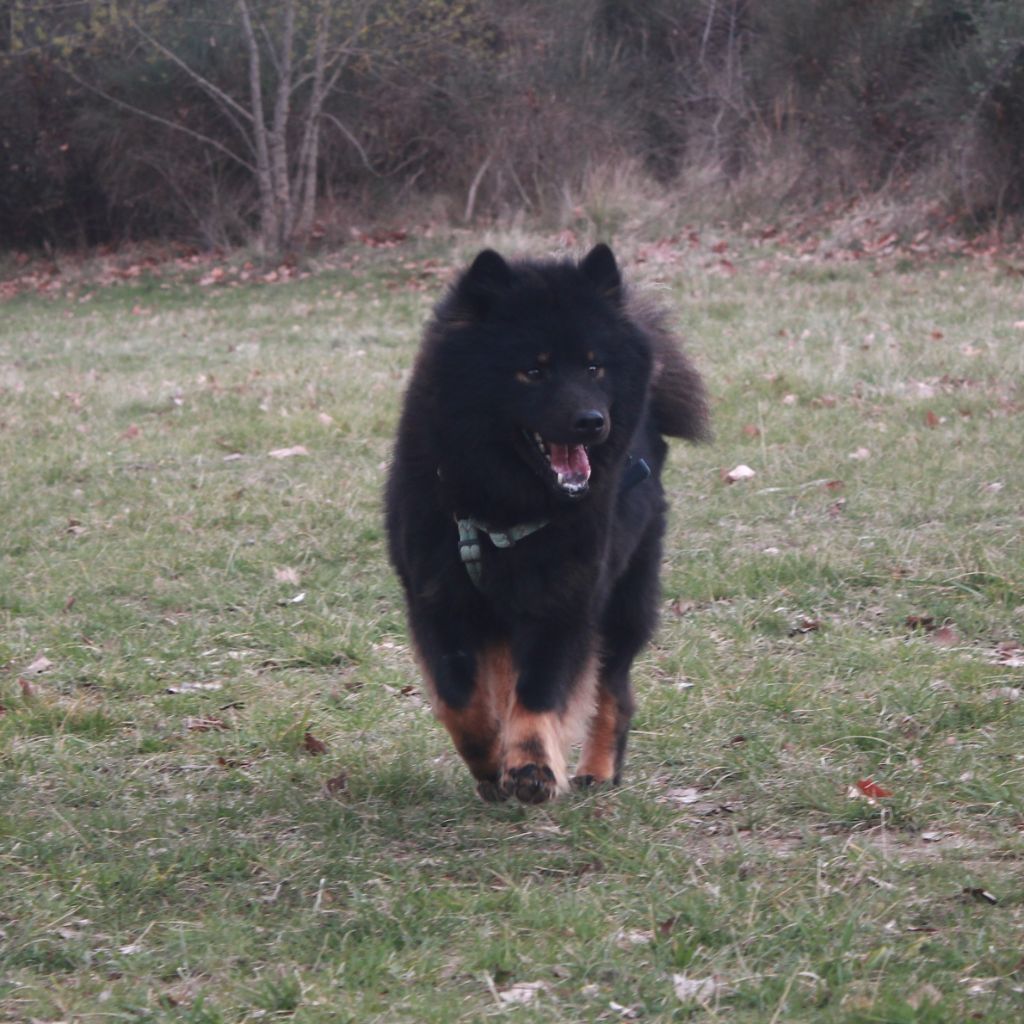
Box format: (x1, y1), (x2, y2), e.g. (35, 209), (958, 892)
(548, 443), (591, 480)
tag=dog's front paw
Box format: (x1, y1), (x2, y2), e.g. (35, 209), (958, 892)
(476, 778), (510, 803)
(502, 763), (557, 804)
(570, 773), (612, 791)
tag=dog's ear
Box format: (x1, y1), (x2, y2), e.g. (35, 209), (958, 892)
(580, 243), (621, 302)
(452, 249), (512, 318)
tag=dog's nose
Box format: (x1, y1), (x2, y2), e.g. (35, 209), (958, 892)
(573, 409), (606, 439)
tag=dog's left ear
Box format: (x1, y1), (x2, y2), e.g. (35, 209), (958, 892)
(451, 249), (513, 320)
(580, 243), (621, 302)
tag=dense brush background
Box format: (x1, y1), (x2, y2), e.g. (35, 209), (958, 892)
(4, 0), (1024, 250)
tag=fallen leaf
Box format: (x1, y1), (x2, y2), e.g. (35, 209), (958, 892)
(741, 423), (761, 438)
(165, 681), (223, 694)
(18, 678), (36, 699)
(613, 928), (652, 947)
(856, 778), (893, 799)
(184, 716), (228, 732)
(905, 614), (935, 631)
(672, 974), (718, 1003)
(664, 786), (702, 806)
(609, 1000), (640, 1019)
(268, 445), (309, 459)
(908, 983), (943, 1009)
(724, 463), (756, 483)
(848, 446), (871, 461)
(961, 887), (998, 905)
(303, 731), (328, 755)
(325, 771), (348, 795)
(790, 618), (821, 635)
(274, 567), (301, 585)
(924, 410), (940, 429)
(668, 598), (698, 617)
(498, 981), (547, 1005)
(277, 591), (306, 606)
(23, 655), (53, 676)
(121, 423), (141, 440)
(930, 625), (959, 647)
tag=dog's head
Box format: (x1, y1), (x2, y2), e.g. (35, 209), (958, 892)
(435, 244), (651, 501)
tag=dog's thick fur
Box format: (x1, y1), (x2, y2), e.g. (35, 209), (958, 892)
(385, 244), (708, 803)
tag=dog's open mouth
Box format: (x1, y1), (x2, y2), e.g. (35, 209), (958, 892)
(527, 431), (591, 497)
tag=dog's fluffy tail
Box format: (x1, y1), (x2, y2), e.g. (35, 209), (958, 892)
(642, 309), (711, 442)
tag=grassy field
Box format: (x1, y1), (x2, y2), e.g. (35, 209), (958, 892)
(1, 230), (1023, 1022)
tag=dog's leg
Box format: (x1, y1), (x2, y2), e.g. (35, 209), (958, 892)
(415, 641), (513, 801)
(501, 632), (596, 803)
(573, 663), (635, 788)
(573, 524), (662, 789)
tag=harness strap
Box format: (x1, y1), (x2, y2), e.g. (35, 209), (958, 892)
(455, 455), (651, 590)
(457, 516), (549, 589)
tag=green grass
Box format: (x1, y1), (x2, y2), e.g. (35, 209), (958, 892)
(1, 234), (1023, 1022)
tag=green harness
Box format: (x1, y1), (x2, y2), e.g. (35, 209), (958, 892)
(454, 454), (652, 591)
(455, 516), (550, 589)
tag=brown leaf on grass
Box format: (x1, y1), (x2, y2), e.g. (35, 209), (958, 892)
(905, 614), (936, 631)
(790, 617), (821, 636)
(823, 479), (844, 491)
(924, 410), (941, 429)
(18, 677), (36, 699)
(325, 771), (348, 795)
(302, 730), (328, 755)
(855, 778), (893, 799)
(827, 499), (846, 517)
(274, 566), (301, 585)
(741, 423), (761, 438)
(184, 716), (228, 732)
(121, 423), (141, 440)
(994, 641), (1024, 667)
(0, 701), (7, 717)
(217, 755), (251, 769)
(930, 625), (960, 647)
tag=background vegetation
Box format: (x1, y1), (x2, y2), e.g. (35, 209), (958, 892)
(4, 0), (1024, 254)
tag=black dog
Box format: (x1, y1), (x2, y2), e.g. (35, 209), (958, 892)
(385, 244), (707, 803)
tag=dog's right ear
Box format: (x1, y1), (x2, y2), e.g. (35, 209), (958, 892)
(451, 249), (512, 319)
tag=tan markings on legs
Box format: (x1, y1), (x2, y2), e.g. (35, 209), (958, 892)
(415, 646), (514, 797)
(501, 656), (599, 801)
(574, 686), (619, 784)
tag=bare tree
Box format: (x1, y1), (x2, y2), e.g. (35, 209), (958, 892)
(57, 0), (369, 256)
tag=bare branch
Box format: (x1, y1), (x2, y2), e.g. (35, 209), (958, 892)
(125, 17), (254, 124)
(60, 65), (256, 174)
(323, 112), (377, 177)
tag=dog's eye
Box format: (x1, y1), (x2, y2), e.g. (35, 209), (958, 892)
(587, 363), (605, 379)
(517, 367), (546, 383)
